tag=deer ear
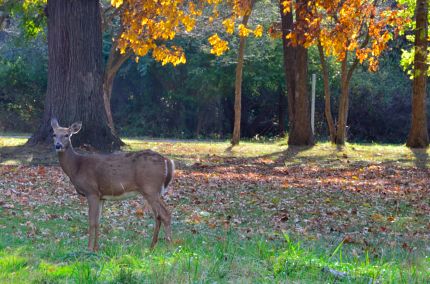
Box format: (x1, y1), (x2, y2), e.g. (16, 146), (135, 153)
(69, 121), (82, 134)
(51, 118), (59, 129)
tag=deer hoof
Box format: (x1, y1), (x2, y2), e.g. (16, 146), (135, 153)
(88, 246), (98, 252)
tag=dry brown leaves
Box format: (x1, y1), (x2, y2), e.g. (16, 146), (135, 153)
(1, 155), (429, 250)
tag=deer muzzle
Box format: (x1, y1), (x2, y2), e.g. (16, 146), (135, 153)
(55, 143), (64, 151)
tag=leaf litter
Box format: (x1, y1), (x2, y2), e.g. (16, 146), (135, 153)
(1, 144), (429, 254)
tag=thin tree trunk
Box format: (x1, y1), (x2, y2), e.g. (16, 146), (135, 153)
(231, 13), (251, 145)
(336, 54), (350, 145)
(103, 46), (131, 131)
(407, 0), (429, 148)
(27, 0), (123, 151)
(318, 43), (336, 143)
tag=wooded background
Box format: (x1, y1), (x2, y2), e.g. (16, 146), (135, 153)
(0, 0), (428, 144)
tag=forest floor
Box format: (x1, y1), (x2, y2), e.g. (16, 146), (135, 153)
(0, 135), (429, 283)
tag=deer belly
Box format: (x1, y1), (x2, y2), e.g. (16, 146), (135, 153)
(101, 191), (139, 201)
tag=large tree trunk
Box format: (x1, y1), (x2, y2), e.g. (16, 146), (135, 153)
(27, 0), (123, 152)
(288, 45), (314, 145)
(407, 0), (429, 148)
(231, 13), (251, 146)
(318, 43), (336, 143)
(280, 1), (314, 146)
(335, 55), (350, 145)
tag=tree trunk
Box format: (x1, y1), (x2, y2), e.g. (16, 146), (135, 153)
(318, 43), (336, 143)
(103, 46), (131, 131)
(279, 1), (296, 131)
(27, 0), (123, 152)
(407, 0), (429, 148)
(278, 89), (287, 136)
(335, 55), (350, 145)
(280, 1), (314, 146)
(288, 45), (314, 145)
(231, 13), (251, 146)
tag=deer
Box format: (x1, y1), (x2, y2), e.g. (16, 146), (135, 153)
(50, 118), (174, 252)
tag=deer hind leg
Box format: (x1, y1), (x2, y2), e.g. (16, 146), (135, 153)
(145, 195), (172, 248)
(151, 213), (162, 249)
(87, 195), (101, 252)
(160, 199), (172, 243)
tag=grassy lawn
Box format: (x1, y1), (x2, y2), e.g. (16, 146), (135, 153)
(0, 135), (429, 283)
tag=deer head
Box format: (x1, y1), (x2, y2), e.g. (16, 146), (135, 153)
(51, 118), (82, 152)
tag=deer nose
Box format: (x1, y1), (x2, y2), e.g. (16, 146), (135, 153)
(55, 143), (62, 150)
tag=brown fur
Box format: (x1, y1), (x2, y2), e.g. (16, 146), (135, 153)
(51, 119), (174, 251)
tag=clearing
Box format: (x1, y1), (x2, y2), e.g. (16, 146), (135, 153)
(0, 136), (429, 283)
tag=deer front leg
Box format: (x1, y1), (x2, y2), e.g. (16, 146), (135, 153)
(87, 195), (101, 252)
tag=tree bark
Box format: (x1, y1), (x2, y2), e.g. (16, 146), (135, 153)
(279, 0), (314, 146)
(318, 43), (336, 143)
(335, 55), (350, 145)
(288, 45), (314, 145)
(278, 89), (287, 136)
(231, 13), (251, 146)
(407, 0), (429, 148)
(279, 1), (296, 131)
(27, 0), (123, 152)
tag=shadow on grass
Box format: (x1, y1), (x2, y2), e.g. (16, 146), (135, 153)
(410, 148), (429, 169)
(0, 144), (57, 166)
(227, 145), (315, 166)
(273, 145), (314, 165)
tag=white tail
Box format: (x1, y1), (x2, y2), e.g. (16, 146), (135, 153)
(162, 159), (175, 196)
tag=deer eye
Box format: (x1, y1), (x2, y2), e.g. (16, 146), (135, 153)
(52, 134), (56, 138)
(65, 134), (69, 138)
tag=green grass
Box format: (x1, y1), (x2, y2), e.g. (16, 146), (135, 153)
(1, 214), (428, 283)
(1, 206), (429, 283)
(103, 137), (430, 170)
(1, 135), (430, 283)
(0, 134), (429, 167)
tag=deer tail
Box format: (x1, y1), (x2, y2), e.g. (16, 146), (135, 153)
(162, 158), (175, 196)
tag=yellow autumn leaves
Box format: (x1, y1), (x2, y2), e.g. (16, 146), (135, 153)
(210, 21), (263, 56)
(223, 18), (235, 34)
(208, 34), (229, 56)
(111, 0), (122, 8)
(281, 0), (405, 72)
(111, 0), (264, 65)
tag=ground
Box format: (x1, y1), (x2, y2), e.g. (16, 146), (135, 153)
(0, 136), (429, 283)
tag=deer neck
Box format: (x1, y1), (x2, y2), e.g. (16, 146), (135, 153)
(58, 146), (80, 178)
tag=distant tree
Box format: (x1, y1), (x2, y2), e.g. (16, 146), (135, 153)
(113, 0), (262, 145)
(282, 0), (403, 145)
(231, 1), (255, 145)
